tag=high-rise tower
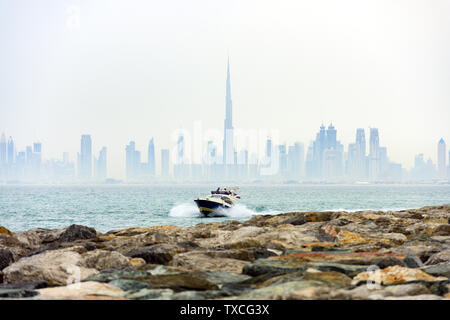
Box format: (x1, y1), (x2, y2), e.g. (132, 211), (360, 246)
(148, 138), (155, 177)
(78, 134), (92, 180)
(223, 57), (234, 166)
(438, 138), (446, 179)
(369, 128), (380, 180)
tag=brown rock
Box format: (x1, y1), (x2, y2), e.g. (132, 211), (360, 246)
(352, 265), (448, 286)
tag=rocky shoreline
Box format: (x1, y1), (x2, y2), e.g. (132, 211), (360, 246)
(1, 205), (450, 300)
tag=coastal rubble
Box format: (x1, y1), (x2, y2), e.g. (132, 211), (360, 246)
(0, 204), (449, 300)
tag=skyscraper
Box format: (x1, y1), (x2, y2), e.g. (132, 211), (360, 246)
(148, 138), (155, 177)
(78, 135), (92, 180)
(369, 128), (380, 181)
(223, 57), (234, 167)
(95, 147), (107, 180)
(125, 141), (141, 181)
(437, 138), (446, 179)
(355, 128), (366, 179)
(7, 136), (14, 165)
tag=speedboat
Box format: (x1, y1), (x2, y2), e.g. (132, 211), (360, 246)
(194, 187), (240, 217)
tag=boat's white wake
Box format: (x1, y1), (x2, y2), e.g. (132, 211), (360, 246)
(168, 203), (280, 218)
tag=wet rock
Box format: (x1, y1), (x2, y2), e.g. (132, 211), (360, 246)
(58, 224), (97, 242)
(37, 281), (124, 299)
(352, 265), (448, 286)
(0, 249), (14, 271)
(403, 255), (423, 268)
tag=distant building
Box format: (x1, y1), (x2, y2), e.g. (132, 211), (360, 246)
(78, 135), (92, 180)
(369, 128), (380, 181)
(438, 138), (446, 179)
(148, 138), (155, 177)
(95, 147), (107, 180)
(7, 136), (14, 165)
(307, 123), (343, 181)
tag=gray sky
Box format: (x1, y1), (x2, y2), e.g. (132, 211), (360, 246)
(1, 0), (449, 179)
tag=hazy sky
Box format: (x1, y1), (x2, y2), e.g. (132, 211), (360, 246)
(1, 0), (449, 179)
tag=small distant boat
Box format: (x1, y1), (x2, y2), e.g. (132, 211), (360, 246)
(194, 187), (240, 217)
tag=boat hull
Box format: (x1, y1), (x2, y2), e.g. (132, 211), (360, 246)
(194, 199), (231, 217)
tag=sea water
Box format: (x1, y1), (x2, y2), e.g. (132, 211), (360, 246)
(0, 184), (449, 233)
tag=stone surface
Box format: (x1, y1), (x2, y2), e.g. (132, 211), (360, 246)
(37, 281), (124, 299)
(1, 205), (450, 300)
(0, 249), (14, 271)
(2, 247), (98, 286)
(352, 265), (448, 286)
(0, 226), (13, 236)
(403, 255), (423, 268)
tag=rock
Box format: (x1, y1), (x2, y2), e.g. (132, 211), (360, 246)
(0, 249), (14, 271)
(58, 224), (97, 242)
(37, 281), (124, 299)
(108, 279), (150, 292)
(129, 258), (146, 267)
(242, 258), (307, 277)
(171, 251), (248, 273)
(403, 255), (423, 268)
(84, 269), (155, 283)
(352, 265), (448, 286)
(194, 270), (251, 285)
(281, 216), (307, 226)
(0, 280), (48, 290)
(420, 262), (450, 278)
(0, 288), (38, 298)
(305, 262), (368, 277)
(2, 247), (99, 286)
(234, 280), (326, 299)
(0, 226), (13, 236)
(171, 290), (226, 300)
(432, 224), (450, 236)
(384, 294), (444, 300)
(82, 249), (130, 271)
(123, 288), (174, 300)
(425, 250), (450, 265)
(200, 248), (277, 262)
(125, 244), (180, 264)
(135, 272), (220, 292)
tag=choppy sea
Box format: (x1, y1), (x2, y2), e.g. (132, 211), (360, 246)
(0, 184), (449, 233)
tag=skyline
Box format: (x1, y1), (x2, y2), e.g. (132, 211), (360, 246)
(1, 55), (449, 181)
(1, 0), (450, 179)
